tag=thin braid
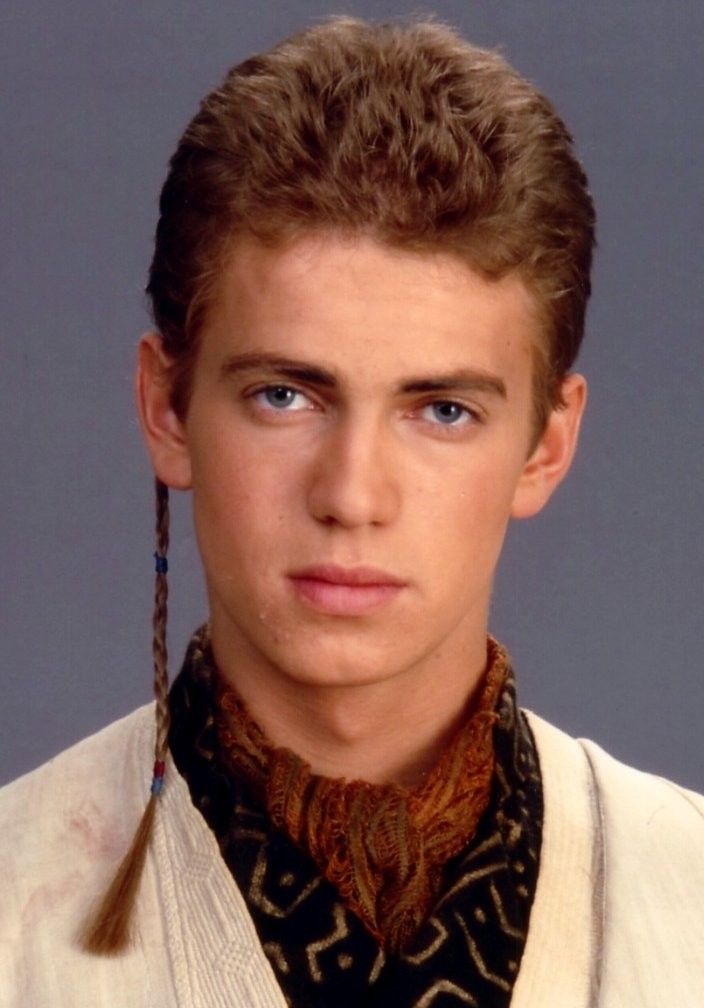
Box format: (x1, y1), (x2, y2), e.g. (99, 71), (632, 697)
(80, 478), (172, 955)
(153, 478), (171, 760)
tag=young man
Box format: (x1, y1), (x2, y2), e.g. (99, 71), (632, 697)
(1, 17), (702, 1007)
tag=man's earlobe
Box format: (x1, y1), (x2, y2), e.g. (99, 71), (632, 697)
(135, 333), (193, 490)
(510, 373), (587, 520)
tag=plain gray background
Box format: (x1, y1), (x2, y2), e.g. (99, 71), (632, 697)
(1, 1), (702, 789)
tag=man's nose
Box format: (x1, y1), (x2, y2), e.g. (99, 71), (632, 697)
(305, 413), (401, 529)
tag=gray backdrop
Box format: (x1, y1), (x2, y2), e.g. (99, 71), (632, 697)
(1, 1), (702, 789)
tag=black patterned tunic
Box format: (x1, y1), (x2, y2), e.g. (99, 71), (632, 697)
(168, 633), (543, 1008)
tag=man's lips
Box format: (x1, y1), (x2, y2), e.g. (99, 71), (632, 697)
(287, 565), (407, 615)
(288, 564), (407, 587)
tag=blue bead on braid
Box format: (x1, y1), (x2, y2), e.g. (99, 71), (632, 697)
(154, 552), (168, 574)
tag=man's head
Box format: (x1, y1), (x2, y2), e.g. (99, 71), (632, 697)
(146, 17), (595, 436)
(138, 13), (594, 691)
(139, 11), (592, 704)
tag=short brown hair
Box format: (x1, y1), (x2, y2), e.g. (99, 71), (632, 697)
(147, 16), (595, 433)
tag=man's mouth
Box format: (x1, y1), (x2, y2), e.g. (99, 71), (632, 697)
(287, 564), (407, 616)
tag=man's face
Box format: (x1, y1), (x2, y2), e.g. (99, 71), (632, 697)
(152, 234), (571, 691)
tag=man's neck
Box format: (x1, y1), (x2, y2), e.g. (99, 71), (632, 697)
(209, 621), (490, 788)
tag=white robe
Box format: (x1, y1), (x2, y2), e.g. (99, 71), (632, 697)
(0, 703), (702, 1007)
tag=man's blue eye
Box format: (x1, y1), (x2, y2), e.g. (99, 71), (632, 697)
(264, 386), (298, 408)
(425, 401), (471, 425)
(254, 385), (311, 410)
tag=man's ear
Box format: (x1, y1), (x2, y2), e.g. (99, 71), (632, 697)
(510, 373), (587, 519)
(135, 333), (193, 490)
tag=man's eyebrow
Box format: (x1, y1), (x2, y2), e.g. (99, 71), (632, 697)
(220, 352), (337, 388)
(401, 373), (507, 398)
(220, 352), (507, 399)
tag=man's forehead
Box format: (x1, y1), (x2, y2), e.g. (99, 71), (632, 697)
(207, 233), (540, 373)
(224, 231), (531, 301)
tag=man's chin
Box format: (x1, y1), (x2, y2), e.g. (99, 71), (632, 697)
(265, 646), (411, 692)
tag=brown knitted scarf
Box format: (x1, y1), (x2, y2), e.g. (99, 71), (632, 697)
(213, 639), (508, 954)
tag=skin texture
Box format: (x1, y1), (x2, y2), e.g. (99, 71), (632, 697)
(138, 233), (586, 785)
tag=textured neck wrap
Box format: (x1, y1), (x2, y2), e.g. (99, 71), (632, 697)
(209, 630), (509, 952)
